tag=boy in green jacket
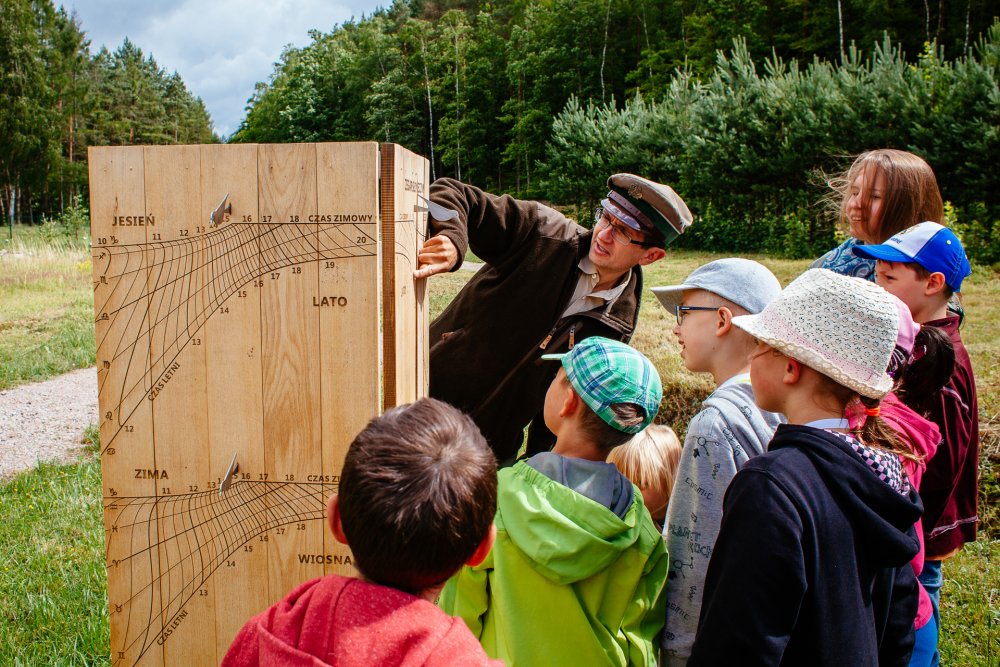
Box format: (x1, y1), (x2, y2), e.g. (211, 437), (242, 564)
(440, 337), (668, 666)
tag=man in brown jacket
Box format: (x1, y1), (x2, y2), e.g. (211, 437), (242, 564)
(415, 175), (692, 465)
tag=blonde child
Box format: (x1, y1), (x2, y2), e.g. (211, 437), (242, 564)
(607, 425), (682, 529)
(690, 269), (922, 665)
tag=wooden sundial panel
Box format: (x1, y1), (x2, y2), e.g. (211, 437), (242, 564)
(199, 142), (269, 657)
(89, 142), (429, 666)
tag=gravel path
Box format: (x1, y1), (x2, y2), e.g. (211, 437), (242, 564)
(0, 367), (98, 480)
(0, 263), (483, 481)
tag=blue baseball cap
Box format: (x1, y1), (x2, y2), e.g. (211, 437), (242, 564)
(852, 221), (971, 291)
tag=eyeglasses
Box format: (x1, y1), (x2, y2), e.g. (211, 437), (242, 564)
(674, 305), (718, 326)
(593, 207), (648, 246)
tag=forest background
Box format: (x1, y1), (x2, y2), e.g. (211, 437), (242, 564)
(1, 1), (998, 662)
(4, 0), (999, 261)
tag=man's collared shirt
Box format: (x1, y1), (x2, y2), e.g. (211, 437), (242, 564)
(560, 257), (632, 319)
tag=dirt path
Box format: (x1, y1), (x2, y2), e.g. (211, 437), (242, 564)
(0, 367), (98, 480)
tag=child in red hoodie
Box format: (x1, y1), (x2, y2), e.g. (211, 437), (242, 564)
(222, 398), (502, 667)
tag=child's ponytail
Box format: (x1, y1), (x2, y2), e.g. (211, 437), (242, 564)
(854, 396), (921, 463)
(897, 325), (955, 414)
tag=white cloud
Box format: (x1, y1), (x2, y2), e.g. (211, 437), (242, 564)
(63, 0), (388, 137)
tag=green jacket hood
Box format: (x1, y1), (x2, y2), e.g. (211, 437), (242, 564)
(497, 461), (648, 584)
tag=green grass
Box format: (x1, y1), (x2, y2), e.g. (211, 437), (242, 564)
(0, 244), (996, 663)
(0, 227), (95, 390)
(942, 540), (1000, 664)
(0, 459), (109, 665)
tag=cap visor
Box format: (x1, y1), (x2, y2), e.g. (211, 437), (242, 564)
(852, 244), (915, 263)
(540, 352), (568, 361)
(651, 285), (694, 313)
(601, 199), (643, 233)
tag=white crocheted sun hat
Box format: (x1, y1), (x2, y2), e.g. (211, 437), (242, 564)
(732, 268), (899, 399)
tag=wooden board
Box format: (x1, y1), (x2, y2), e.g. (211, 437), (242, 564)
(90, 142), (428, 667)
(380, 143), (430, 408)
(199, 143), (269, 656)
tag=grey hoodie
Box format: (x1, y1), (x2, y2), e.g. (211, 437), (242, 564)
(661, 374), (783, 665)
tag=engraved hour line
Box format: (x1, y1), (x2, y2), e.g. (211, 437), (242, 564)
(94, 221), (375, 320)
(391, 215), (428, 273)
(104, 481), (334, 664)
(92, 220), (376, 453)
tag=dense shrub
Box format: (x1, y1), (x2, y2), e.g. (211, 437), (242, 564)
(542, 24), (1000, 260)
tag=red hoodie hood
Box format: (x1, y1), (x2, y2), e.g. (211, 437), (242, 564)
(880, 393), (940, 473)
(222, 574), (502, 667)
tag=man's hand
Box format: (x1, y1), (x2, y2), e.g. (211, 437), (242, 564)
(413, 234), (459, 279)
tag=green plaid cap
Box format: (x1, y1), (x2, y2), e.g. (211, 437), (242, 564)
(542, 337), (662, 434)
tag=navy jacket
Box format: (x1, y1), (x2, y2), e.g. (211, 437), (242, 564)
(690, 425), (922, 666)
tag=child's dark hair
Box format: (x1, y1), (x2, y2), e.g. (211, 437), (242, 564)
(906, 262), (956, 299)
(854, 395), (917, 462)
(896, 325), (956, 414)
(580, 403), (646, 450)
(556, 372), (646, 449)
(338, 398), (497, 594)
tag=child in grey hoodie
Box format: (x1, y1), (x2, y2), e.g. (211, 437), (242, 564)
(651, 259), (784, 666)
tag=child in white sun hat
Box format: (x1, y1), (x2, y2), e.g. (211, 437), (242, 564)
(689, 269), (922, 666)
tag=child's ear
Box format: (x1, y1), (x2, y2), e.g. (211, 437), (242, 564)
(328, 494), (349, 546)
(559, 385), (582, 418)
(782, 357), (802, 385)
(715, 306), (733, 336)
(925, 272), (947, 296)
(466, 524), (497, 567)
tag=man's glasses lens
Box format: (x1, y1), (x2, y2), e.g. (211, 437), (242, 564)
(593, 207), (637, 246)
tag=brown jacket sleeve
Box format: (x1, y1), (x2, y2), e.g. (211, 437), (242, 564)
(429, 177), (547, 269)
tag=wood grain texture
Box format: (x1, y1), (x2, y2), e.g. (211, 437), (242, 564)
(143, 144), (216, 665)
(258, 142), (324, 600)
(316, 142), (379, 575)
(200, 142), (268, 658)
(90, 145), (164, 667)
(380, 143), (429, 409)
(89, 143), (427, 666)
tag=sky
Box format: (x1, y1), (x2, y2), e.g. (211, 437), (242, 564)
(63, 0), (391, 138)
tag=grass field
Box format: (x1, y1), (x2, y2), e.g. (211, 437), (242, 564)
(0, 229), (996, 664)
(0, 228), (95, 390)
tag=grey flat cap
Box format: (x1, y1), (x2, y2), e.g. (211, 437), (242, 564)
(651, 258), (782, 315)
